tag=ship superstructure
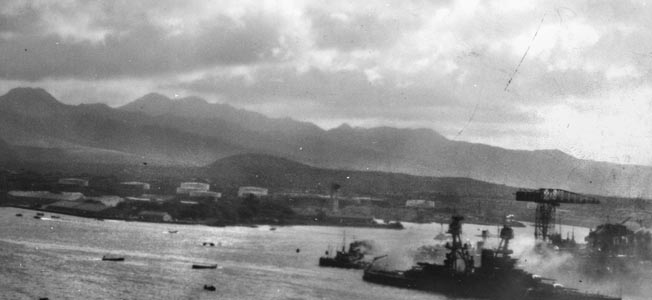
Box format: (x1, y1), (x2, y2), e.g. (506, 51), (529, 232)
(363, 215), (620, 300)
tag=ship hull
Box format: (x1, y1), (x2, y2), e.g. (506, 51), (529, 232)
(363, 269), (620, 300)
(319, 257), (368, 269)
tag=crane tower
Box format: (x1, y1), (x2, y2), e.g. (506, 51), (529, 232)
(516, 188), (599, 241)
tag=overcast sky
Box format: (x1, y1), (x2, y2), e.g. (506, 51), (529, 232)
(1, 0), (651, 166)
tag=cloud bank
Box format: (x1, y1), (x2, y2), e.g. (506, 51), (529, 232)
(1, 0), (651, 165)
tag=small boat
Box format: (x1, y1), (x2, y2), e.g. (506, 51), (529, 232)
(102, 255), (125, 261)
(33, 216), (41, 219)
(15, 213), (22, 217)
(269, 227), (277, 231)
(203, 284), (216, 291)
(36, 212), (44, 216)
(202, 242), (215, 247)
(51, 215), (60, 219)
(168, 230), (178, 234)
(192, 264), (217, 269)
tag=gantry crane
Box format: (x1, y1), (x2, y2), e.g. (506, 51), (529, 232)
(515, 188), (600, 241)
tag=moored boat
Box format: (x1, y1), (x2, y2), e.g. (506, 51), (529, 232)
(102, 255), (125, 261)
(192, 264), (217, 269)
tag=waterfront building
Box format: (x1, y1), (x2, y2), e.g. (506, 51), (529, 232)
(116, 181), (150, 197)
(176, 182), (210, 194)
(237, 186), (268, 198)
(405, 199), (435, 208)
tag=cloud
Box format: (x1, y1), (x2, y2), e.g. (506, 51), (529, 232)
(1, 0), (652, 165)
(308, 9), (418, 51)
(0, 1), (283, 80)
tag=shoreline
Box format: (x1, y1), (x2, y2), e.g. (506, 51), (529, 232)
(1, 205), (409, 230)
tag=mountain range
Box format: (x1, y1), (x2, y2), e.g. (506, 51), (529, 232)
(0, 87), (650, 198)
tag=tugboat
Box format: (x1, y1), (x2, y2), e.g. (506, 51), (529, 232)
(319, 234), (371, 269)
(192, 263), (218, 269)
(363, 215), (620, 300)
(102, 255), (125, 261)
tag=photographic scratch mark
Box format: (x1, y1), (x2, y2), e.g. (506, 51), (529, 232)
(454, 102), (479, 139)
(504, 14), (546, 92)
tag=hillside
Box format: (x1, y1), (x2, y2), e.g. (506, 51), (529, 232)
(202, 153), (517, 199)
(0, 88), (245, 165)
(119, 92), (652, 198)
(0, 138), (20, 163)
(1, 87), (652, 198)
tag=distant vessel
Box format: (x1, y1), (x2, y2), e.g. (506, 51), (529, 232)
(192, 264), (217, 269)
(319, 234), (371, 269)
(363, 215), (620, 300)
(168, 230), (178, 234)
(102, 255), (125, 261)
(434, 223), (448, 241)
(15, 213), (22, 217)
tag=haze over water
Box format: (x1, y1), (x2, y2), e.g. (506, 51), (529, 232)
(1, 207), (629, 300)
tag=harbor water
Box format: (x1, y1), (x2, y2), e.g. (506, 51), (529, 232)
(0, 207), (627, 300)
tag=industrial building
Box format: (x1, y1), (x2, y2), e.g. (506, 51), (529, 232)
(116, 181), (150, 197)
(176, 182), (210, 194)
(125, 196), (152, 202)
(238, 186), (268, 198)
(405, 199), (435, 208)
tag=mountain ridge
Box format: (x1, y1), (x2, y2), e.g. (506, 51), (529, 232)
(1, 87), (651, 198)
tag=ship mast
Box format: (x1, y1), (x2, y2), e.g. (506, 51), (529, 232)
(444, 215), (474, 274)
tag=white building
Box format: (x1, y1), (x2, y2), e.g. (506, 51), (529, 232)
(119, 181), (151, 190)
(117, 181), (151, 197)
(180, 200), (199, 205)
(238, 186), (268, 198)
(176, 182), (210, 194)
(125, 196), (151, 202)
(405, 199), (435, 209)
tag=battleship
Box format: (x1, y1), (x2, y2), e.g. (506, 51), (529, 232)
(577, 221), (652, 277)
(363, 215), (620, 300)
